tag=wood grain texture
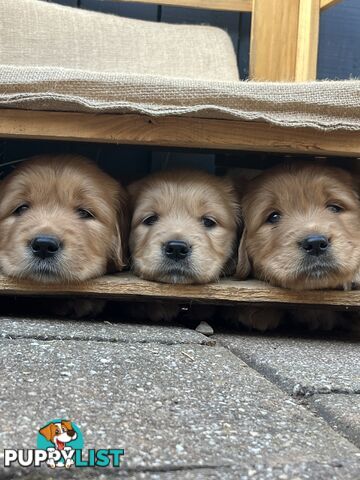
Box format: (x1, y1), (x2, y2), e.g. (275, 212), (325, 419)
(250, 0), (300, 81)
(295, 0), (320, 82)
(0, 273), (360, 308)
(112, 0), (252, 12)
(0, 109), (359, 157)
(320, 0), (343, 10)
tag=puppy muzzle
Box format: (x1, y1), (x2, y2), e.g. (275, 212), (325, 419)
(297, 233), (337, 278)
(299, 255), (338, 279)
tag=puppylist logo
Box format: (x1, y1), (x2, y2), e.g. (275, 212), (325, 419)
(4, 419), (124, 469)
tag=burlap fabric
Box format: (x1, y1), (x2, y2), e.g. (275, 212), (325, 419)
(1, 0), (360, 131)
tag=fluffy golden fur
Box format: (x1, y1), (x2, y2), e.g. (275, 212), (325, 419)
(237, 162), (360, 289)
(128, 169), (240, 322)
(0, 154), (128, 283)
(129, 169), (240, 285)
(232, 162), (360, 331)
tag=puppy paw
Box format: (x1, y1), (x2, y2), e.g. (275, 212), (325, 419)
(65, 459), (74, 469)
(225, 307), (283, 331)
(46, 448), (56, 469)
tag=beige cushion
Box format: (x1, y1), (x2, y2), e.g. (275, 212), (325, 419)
(0, 0), (239, 81)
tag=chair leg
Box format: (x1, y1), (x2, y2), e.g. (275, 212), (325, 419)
(250, 0), (321, 82)
(295, 0), (320, 82)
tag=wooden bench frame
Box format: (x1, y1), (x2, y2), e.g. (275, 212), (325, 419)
(125, 0), (343, 81)
(0, 0), (355, 309)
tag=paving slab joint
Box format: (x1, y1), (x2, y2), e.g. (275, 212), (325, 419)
(1, 332), (217, 347)
(293, 383), (360, 397)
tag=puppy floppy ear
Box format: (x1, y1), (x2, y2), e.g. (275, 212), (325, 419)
(110, 186), (130, 271)
(39, 423), (55, 442)
(235, 227), (251, 279)
(127, 178), (143, 207)
(62, 420), (73, 431)
(351, 172), (360, 200)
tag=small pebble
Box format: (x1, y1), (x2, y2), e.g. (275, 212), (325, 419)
(195, 320), (214, 336)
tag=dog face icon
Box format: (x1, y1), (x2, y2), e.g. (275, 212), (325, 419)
(39, 420), (77, 450)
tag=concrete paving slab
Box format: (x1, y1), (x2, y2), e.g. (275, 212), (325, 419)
(2, 461), (360, 480)
(129, 461), (360, 480)
(313, 394), (360, 446)
(215, 333), (360, 395)
(136, 461), (360, 480)
(0, 316), (210, 345)
(0, 338), (359, 478)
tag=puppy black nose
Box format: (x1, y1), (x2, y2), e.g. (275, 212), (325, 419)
(30, 235), (61, 259)
(164, 240), (190, 261)
(301, 235), (329, 256)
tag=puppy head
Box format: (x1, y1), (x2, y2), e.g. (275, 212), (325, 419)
(129, 170), (240, 284)
(0, 155), (128, 283)
(237, 163), (360, 289)
(39, 420), (76, 446)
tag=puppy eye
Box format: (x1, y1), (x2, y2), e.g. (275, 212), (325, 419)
(143, 214), (159, 226)
(266, 212), (281, 224)
(13, 204), (29, 216)
(202, 216), (217, 228)
(76, 208), (95, 219)
(327, 204), (343, 213)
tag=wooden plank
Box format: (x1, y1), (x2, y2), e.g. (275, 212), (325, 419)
(320, 0), (343, 10)
(250, 0), (300, 81)
(111, 0), (252, 12)
(0, 109), (359, 157)
(0, 272), (360, 308)
(295, 0), (320, 81)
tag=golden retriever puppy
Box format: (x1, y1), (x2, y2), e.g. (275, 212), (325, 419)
(0, 154), (128, 316)
(128, 169), (240, 321)
(233, 162), (360, 331)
